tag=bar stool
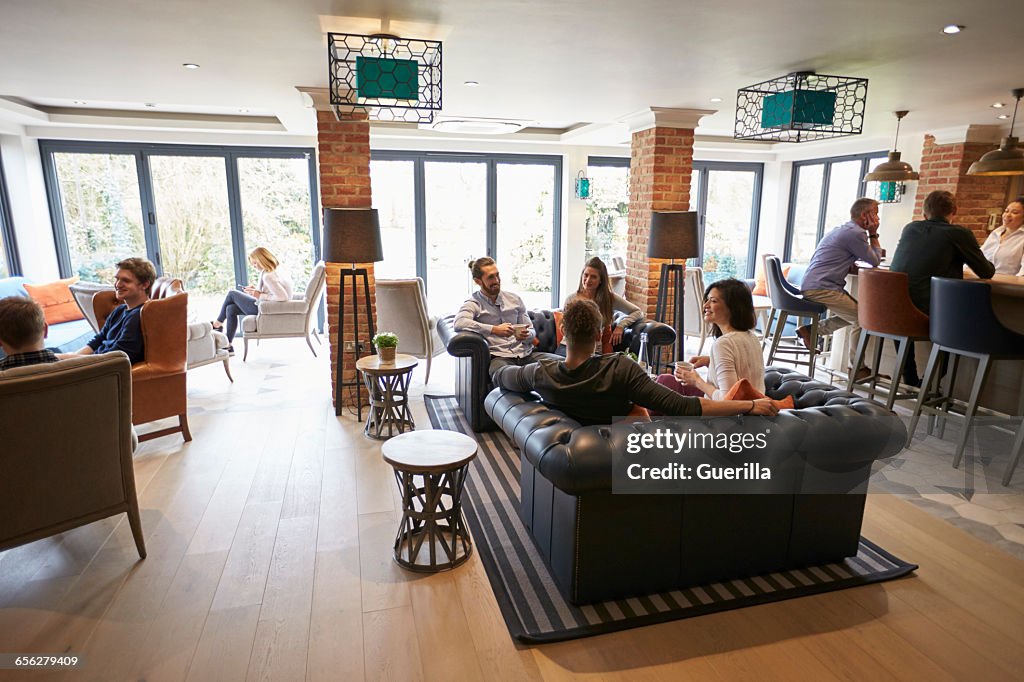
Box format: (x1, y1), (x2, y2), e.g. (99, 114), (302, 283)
(849, 268), (930, 409)
(905, 278), (1024, 483)
(764, 256), (827, 375)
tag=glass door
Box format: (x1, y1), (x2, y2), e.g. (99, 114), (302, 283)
(423, 160), (487, 313)
(691, 162), (763, 283)
(496, 162), (557, 309)
(370, 159), (417, 279)
(148, 155), (234, 321)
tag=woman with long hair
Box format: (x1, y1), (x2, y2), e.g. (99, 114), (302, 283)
(211, 246), (293, 352)
(568, 256), (642, 351)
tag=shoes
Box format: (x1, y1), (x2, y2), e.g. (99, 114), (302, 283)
(796, 325), (814, 350)
(226, 345), (235, 357)
(211, 320), (224, 331)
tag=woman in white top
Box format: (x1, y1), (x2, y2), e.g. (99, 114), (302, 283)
(981, 197), (1024, 276)
(657, 278), (765, 400)
(212, 246), (294, 350)
(567, 257), (643, 352)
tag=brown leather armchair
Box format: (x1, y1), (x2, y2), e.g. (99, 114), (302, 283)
(93, 276), (191, 442)
(0, 353), (146, 559)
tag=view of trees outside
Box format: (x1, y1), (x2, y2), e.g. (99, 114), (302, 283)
(53, 152), (147, 284)
(238, 156), (315, 290)
(496, 163), (556, 309)
(149, 155), (234, 321)
(700, 170), (757, 285)
(789, 164), (825, 263)
(370, 159), (416, 279)
(424, 161), (486, 313)
(584, 164), (629, 264)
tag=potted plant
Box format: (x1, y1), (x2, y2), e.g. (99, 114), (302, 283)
(373, 331), (399, 362)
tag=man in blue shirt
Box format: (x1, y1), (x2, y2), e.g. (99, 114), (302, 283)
(454, 257), (560, 379)
(64, 257), (156, 365)
(799, 198), (883, 383)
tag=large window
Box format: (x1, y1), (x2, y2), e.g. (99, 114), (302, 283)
(0, 150), (20, 277)
(584, 157), (630, 264)
(41, 142), (319, 320)
(691, 161), (764, 284)
(371, 151), (562, 312)
(784, 152), (886, 262)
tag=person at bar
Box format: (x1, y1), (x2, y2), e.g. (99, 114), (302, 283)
(797, 197), (884, 383)
(980, 197), (1024, 276)
(889, 190), (995, 385)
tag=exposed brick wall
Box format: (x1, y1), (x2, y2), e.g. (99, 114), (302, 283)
(912, 134), (1011, 242)
(626, 126), (694, 320)
(316, 109), (376, 409)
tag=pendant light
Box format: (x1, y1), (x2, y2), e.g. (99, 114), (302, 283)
(864, 110), (920, 183)
(968, 88), (1024, 176)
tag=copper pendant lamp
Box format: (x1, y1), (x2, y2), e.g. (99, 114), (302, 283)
(864, 110), (920, 183)
(967, 88), (1024, 176)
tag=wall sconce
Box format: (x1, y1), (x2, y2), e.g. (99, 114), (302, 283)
(574, 171), (591, 199)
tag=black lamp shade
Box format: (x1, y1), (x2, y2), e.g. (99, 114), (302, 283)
(323, 208), (384, 263)
(647, 211), (700, 259)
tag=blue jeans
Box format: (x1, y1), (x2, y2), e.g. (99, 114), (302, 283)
(217, 289), (258, 343)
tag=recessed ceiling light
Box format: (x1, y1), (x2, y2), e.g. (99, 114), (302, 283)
(72, 100), (86, 105)
(144, 103), (157, 108)
(992, 102), (1005, 108)
(710, 97), (723, 103)
(239, 108), (249, 113)
(941, 24), (964, 34)
(463, 80), (479, 87)
(182, 63), (200, 69)
(997, 114), (1009, 120)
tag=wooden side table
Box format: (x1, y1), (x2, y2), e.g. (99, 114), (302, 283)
(356, 354), (417, 440)
(381, 430), (478, 572)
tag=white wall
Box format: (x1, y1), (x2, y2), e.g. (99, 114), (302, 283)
(1, 132), (59, 278)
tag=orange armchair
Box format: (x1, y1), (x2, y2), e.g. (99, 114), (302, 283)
(93, 277), (190, 442)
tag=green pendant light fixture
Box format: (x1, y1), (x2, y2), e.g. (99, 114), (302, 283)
(968, 88), (1024, 176)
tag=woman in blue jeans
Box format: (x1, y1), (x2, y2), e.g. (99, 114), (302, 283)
(211, 246), (293, 351)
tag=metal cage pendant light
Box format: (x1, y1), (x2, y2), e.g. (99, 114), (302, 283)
(968, 88), (1024, 176)
(864, 110), (920, 183)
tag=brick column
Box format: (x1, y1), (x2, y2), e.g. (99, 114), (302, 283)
(316, 109), (376, 409)
(626, 126), (694, 318)
(913, 133), (1013, 242)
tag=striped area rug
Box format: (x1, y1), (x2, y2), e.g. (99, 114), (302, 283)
(425, 394), (918, 644)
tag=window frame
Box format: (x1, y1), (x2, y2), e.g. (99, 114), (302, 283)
(783, 151), (887, 261)
(370, 149), (564, 307)
(39, 140), (320, 285)
(0, 148), (22, 276)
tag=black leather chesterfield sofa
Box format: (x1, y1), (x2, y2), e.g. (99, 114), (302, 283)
(437, 310), (675, 432)
(483, 367), (906, 605)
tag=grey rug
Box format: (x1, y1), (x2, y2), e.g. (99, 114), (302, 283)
(425, 395), (918, 643)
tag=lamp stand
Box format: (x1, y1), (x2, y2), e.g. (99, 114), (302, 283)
(336, 266), (376, 418)
(654, 261), (686, 367)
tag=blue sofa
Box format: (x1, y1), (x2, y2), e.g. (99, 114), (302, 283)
(0, 276), (94, 358)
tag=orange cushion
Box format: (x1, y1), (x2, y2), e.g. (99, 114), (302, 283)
(751, 264), (791, 296)
(723, 378), (796, 410)
(24, 276), (83, 325)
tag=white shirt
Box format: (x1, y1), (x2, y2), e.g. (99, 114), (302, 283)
(259, 269), (294, 302)
(707, 330), (766, 401)
(981, 226), (1024, 276)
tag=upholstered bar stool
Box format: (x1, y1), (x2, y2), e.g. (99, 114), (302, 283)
(764, 256), (827, 376)
(906, 278), (1024, 482)
(849, 268), (930, 409)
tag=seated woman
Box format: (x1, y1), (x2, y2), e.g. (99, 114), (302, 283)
(493, 297), (778, 426)
(980, 197), (1024, 276)
(657, 277), (769, 401)
(211, 246), (293, 351)
(565, 256), (642, 353)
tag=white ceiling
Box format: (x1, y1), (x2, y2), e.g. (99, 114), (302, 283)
(1, 0), (1023, 143)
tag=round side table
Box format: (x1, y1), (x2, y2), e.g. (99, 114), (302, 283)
(381, 430), (478, 572)
(356, 354), (417, 440)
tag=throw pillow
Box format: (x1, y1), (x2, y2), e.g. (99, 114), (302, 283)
(24, 276), (84, 325)
(723, 378), (795, 409)
(751, 264), (791, 296)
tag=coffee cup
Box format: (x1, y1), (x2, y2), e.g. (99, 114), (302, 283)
(675, 361), (694, 371)
(511, 323), (529, 337)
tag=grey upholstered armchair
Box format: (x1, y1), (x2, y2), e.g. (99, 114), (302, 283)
(0, 353), (146, 559)
(375, 277), (444, 383)
(240, 261), (326, 361)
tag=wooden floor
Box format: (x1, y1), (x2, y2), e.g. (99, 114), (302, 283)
(2, 342), (1023, 681)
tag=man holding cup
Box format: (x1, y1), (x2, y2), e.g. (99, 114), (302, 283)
(455, 257), (561, 379)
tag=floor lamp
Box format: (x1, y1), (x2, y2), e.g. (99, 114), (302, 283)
(323, 208), (384, 418)
(648, 211), (700, 364)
